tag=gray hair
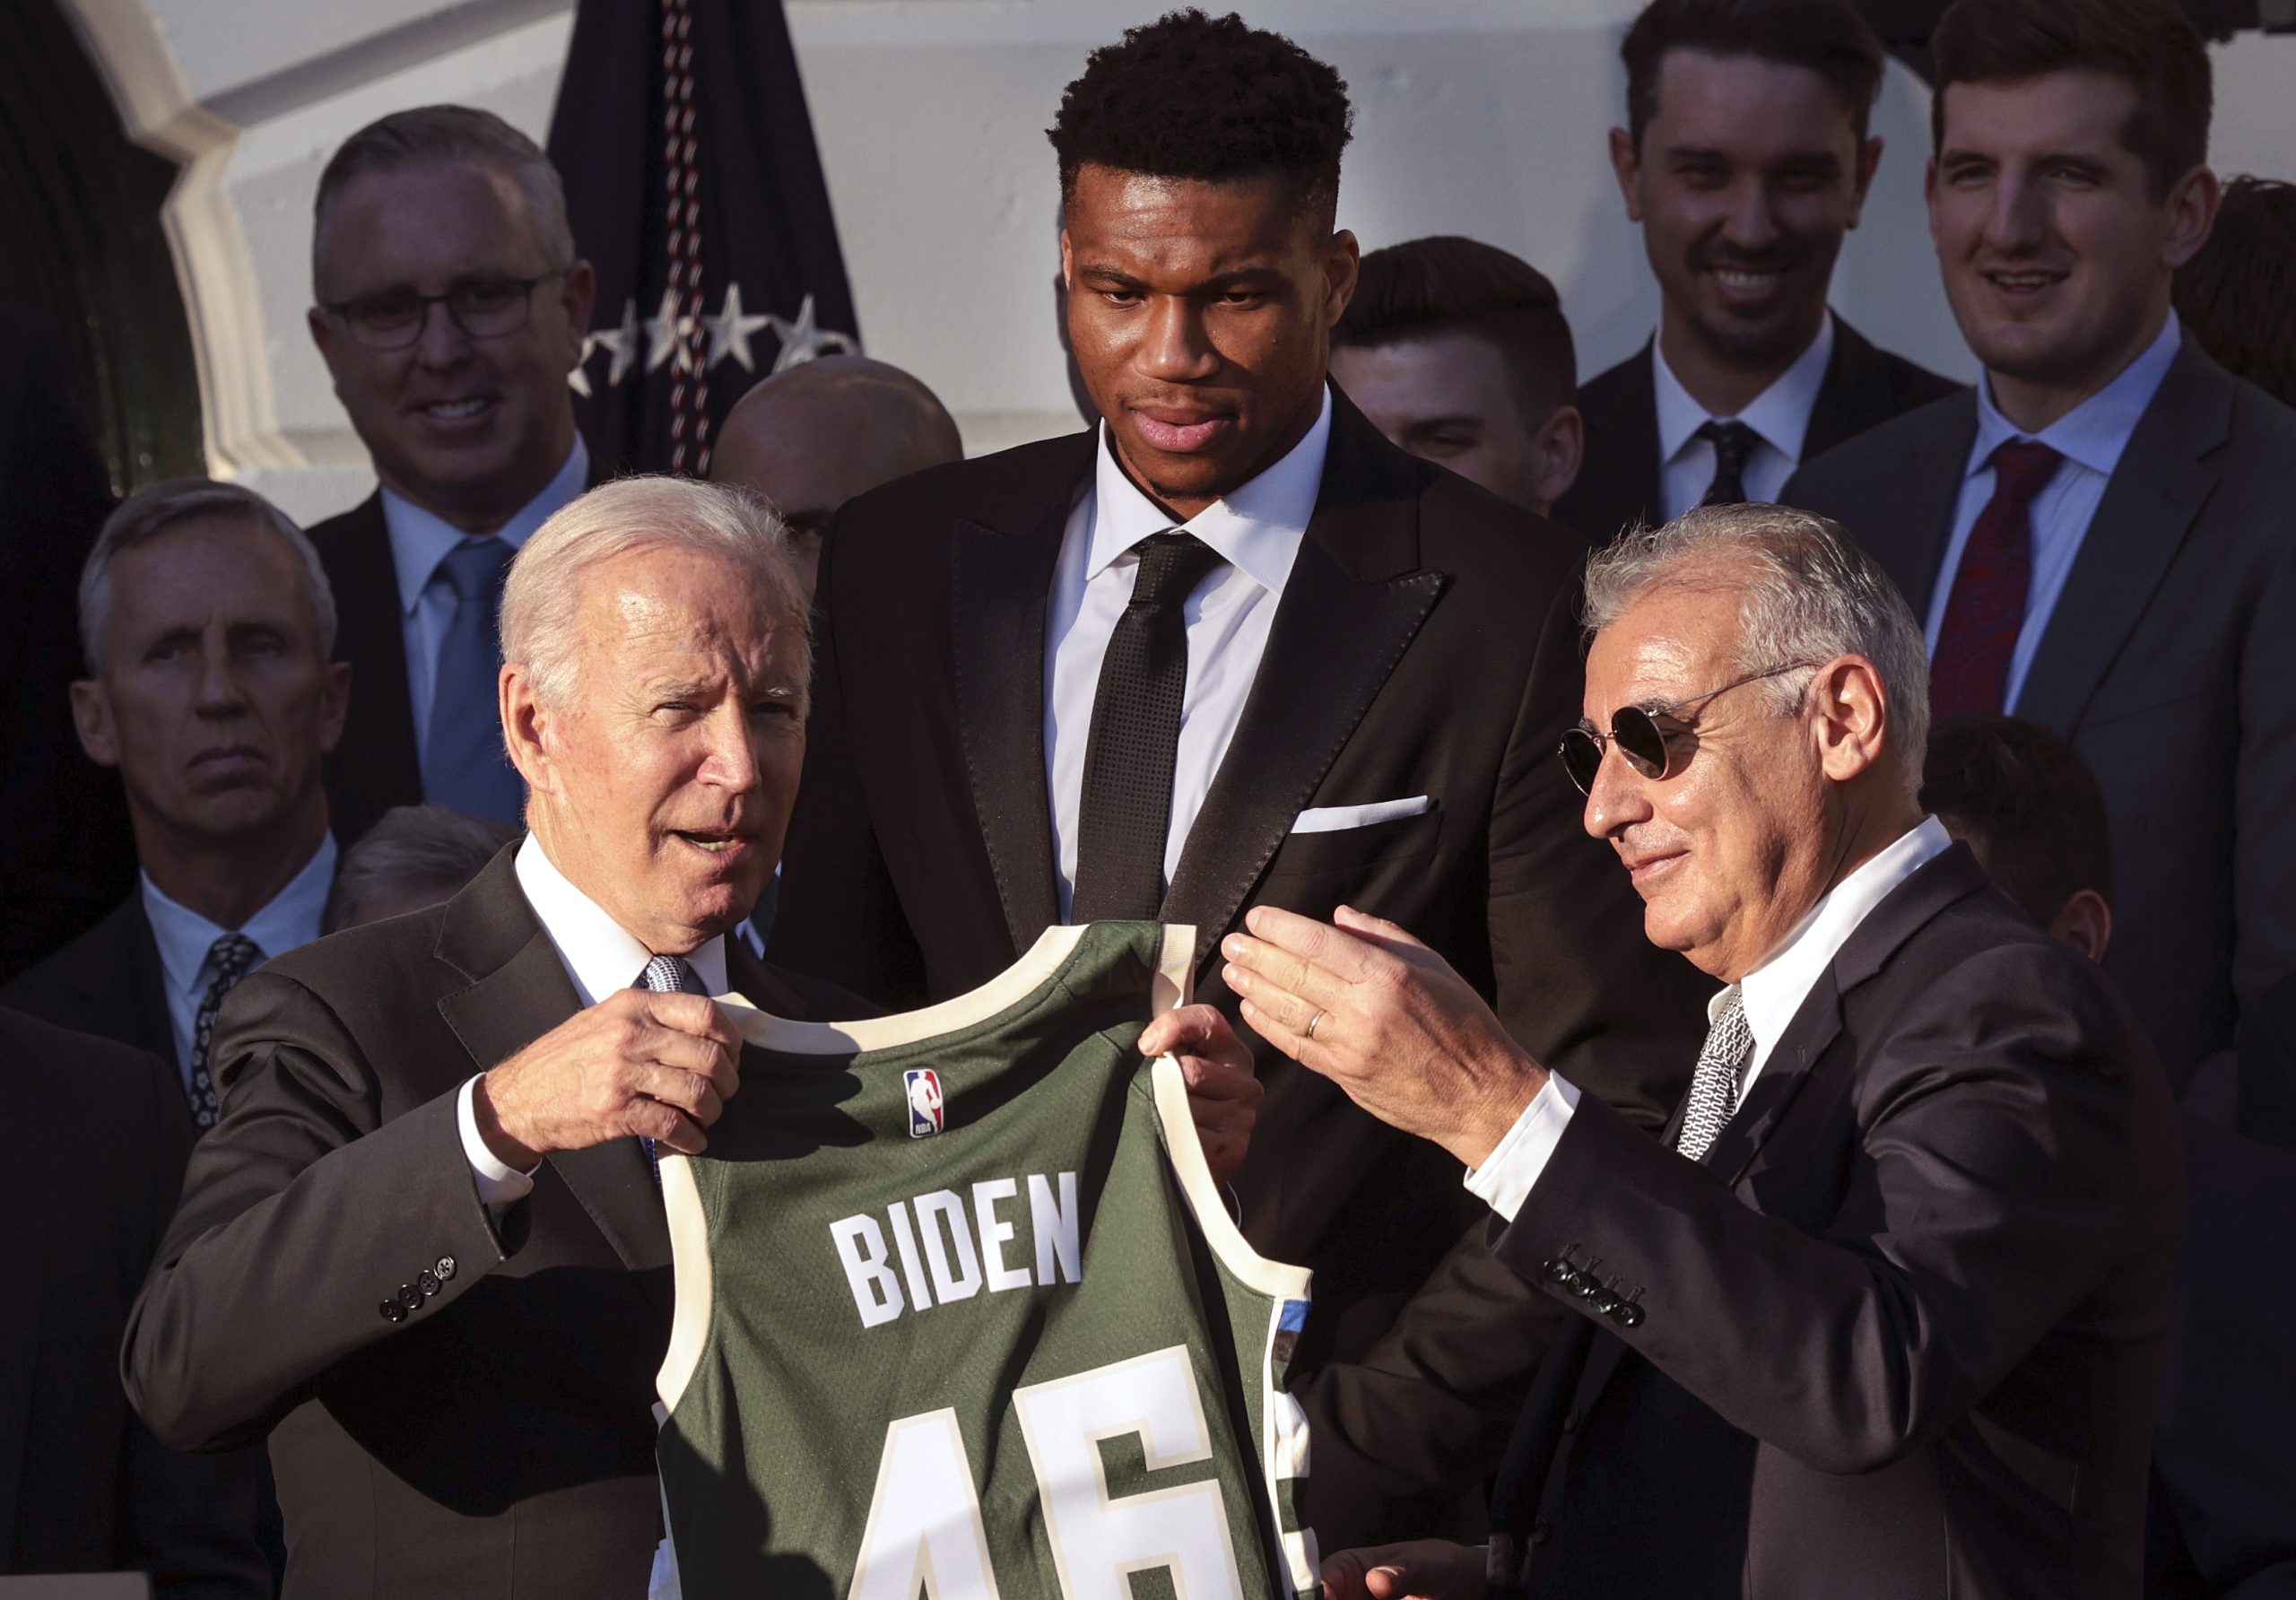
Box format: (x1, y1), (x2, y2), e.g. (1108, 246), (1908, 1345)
(501, 475), (811, 712)
(323, 804), (520, 934)
(312, 105), (576, 293)
(1582, 503), (1930, 788)
(80, 478), (338, 670)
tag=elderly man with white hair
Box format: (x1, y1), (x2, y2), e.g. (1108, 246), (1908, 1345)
(122, 476), (1262, 1600)
(1226, 504), (2183, 1600)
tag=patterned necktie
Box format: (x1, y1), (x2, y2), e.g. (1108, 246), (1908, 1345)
(1928, 439), (2063, 718)
(634, 953), (705, 1187)
(1695, 420), (1762, 507)
(426, 535), (525, 824)
(188, 931), (263, 1131)
(1070, 531), (1228, 923)
(1675, 984), (1752, 1163)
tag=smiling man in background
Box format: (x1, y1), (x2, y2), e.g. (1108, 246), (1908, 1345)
(1555, 0), (1957, 543)
(304, 106), (602, 841)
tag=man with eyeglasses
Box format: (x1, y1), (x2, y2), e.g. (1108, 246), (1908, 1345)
(1225, 502), (2179, 1598)
(305, 105), (603, 842)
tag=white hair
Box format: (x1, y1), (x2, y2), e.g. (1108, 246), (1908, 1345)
(1581, 503), (1931, 789)
(79, 478), (337, 669)
(500, 475), (810, 712)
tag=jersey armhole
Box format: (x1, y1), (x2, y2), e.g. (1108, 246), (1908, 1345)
(1147, 1054), (1310, 1304)
(657, 1152), (715, 1413)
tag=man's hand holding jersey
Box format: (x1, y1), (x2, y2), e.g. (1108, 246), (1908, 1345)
(1141, 1002), (1265, 1186)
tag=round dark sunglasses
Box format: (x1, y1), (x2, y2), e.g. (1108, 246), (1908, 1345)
(1558, 663), (1815, 795)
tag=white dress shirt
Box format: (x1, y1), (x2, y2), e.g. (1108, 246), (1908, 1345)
(1465, 816), (1953, 1222)
(140, 832), (337, 1091)
(1654, 312), (1836, 521)
(1044, 387), (1331, 917)
(453, 834), (731, 1210)
(382, 438), (588, 783)
(1923, 312), (2182, 713)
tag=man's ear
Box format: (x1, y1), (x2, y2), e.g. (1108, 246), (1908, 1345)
(1532, 404), (1585, 513)
(1847, 134), (1884, 227)
(1322, 228), (1361, 327)
(500, 664), (554, 796)
(1608, 126), (1644, 222)
(1810, 655), (1890, 783)
(2161, 163), (2222, 270)
(558, 258), (599, 370)
(69, 676), (119, 769)
(2047, 889), (2114, 964)
(317, 659), (352, 757)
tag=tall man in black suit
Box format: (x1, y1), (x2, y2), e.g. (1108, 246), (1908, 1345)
(121, 478), (1259, 1599)
(1552, 0), (1958, 544)
(0, 1007), (268, 1595)
(1233, 506), (2179, 1599)
(767, 10), (1713, 1536)
(1786, 0), (2294, 1087)
(304, 106), (601, 842)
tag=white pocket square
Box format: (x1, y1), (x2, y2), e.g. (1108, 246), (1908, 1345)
(1290, 796), (1434, 834)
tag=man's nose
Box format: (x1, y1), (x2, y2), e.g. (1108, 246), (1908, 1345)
(1582, 743), (1653, 841)
(412, 298), (474, 367)
(696, 706), (762, 792)
(1719, 176), (1782, 253)
(1983, 169), (2048, 255)
(1137, 297), (1220, 384)
(193, 640), (249, 717)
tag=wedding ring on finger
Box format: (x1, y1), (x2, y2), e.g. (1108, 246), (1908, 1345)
(1305, 1010), (1326, 1041)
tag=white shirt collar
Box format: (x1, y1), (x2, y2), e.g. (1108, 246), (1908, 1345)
(382, 437), (590, 618)
(1083, 385), (1330, 595)
(1655, 311), (1837, 469)
(141, 831), (339, 998)
(1727, 815), (1953, 1064)
(511, 833), (729, 1006)
(1967, 311), (2182, 483)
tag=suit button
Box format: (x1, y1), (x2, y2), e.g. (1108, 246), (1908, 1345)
(380, 1299), (406, 1324)
(1613, 1301), (1646, 1328)
(396, 1284), (422, 1312)
(1540, 1258), (1572, 1284)
(417, 1270), (441, 1296)
(435, 1256), (457, 1282)
(1530, 1520), (1552, 1547)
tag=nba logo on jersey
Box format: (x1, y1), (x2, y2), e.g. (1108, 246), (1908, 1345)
(903, 1069), (944, 1138)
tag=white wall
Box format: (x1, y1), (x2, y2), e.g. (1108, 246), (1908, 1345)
(58, 0), (2296, 525)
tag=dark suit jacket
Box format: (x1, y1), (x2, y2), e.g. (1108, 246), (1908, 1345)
(0, 1008), (268, 1595)
(308, 465), (607, 847)
(1787, 340), (2296, 1088)
(1553, 316), (1961, 544)
(767, 387), (1714, 1537)
(0, 894), (174, 1067)
(1489, 845), (2180, 1598)
(121, 848), (862, 1600)
(0, 306), (135, 984)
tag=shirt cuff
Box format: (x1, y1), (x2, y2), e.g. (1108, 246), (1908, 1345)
(1463, 1073), (1581, 1223)
(457, 1074), (539, 1214)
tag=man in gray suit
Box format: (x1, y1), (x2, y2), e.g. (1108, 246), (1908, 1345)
(1787, 0), (2296, 1086)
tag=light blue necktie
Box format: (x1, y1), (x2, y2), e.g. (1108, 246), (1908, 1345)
(425, 536), (524, 823)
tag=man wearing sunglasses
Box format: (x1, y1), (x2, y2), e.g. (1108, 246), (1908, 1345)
(304, 106), (604, 842)
(1227, 503), (2180, 1598)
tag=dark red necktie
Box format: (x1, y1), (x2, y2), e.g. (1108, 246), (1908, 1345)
(1928, 439), (2062, 718)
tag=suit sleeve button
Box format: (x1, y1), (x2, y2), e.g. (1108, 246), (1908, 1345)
(435, 1256), (457, 1281)
(397, 1284), (422, 1311)
(1613, 1302), (1646, 1328)
(380, 1300), (407, 1323)
(417, 1270), (441, 1296)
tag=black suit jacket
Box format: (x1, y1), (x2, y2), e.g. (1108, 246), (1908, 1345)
(0, 893), (174, 1066)
(767, 387), (1714, 1536)
(1489, 845), (2180, 1598)
(121, 848), (862, 1599)
(0, 1007), (268, 1595)
(0, 306), (135, 983)
(1787, 341), (2296, 1087)
(1552, 316), (1961, 544)
(308, 465), (607, 847)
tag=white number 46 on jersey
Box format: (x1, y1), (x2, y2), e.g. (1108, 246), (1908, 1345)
(850, 1344), (1257, 1600)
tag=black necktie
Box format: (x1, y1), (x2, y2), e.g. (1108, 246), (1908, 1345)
(1070, 531), (1226, 923)
(1696, 420), (1761, 507)
(189, 932), (262, 1131)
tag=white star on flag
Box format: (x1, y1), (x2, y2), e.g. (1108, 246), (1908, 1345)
(706, 283), (775, 372)
(645, 288), (696, 374)
(767, 292), (858, 374)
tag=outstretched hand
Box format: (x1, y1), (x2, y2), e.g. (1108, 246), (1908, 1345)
(1222, 904), (1546, 1170)
(1140, 1002), (1264, 1187)
(1320, 1539), (1487, 1599)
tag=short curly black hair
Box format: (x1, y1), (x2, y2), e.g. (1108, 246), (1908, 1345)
(1048, 10), (1353, 220)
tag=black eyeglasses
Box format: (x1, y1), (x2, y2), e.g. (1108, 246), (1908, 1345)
(319, 270), (567, 352)
(1558, 663), (1815, 795)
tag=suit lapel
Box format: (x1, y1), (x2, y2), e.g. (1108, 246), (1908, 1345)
(432, 852), (670, 1277)
(1161, 396), (1446, 970)
(2014, 343), (2229, 733)
(1857, 396), (1977, 618)
(324, 496), (422, 839)
(0, 1064), (46, 1558)
(1806, 319), (1896, 460)
(949, 443), (1089, 957)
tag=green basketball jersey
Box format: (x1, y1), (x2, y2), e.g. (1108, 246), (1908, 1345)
(657, 920), (1317, 1599)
